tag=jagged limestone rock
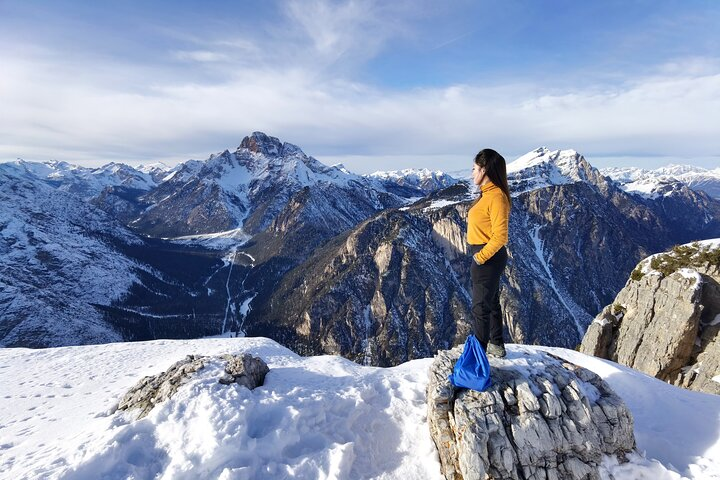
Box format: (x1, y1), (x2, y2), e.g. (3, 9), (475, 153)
(579, 307), (617, 358)
(219, 353), (270, 388)
(614, 270), (701, 378)
(119, 354), (269, 419)
(427, 346), (636, 480)
(118, 355), (207, 419)
(581, 243), (720, 395)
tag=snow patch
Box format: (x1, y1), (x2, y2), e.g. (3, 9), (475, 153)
(675, 268), (702, 284)
(166, 228), (251, 250)
(618, 179), (662, 199)
(423, 199), (460, 211)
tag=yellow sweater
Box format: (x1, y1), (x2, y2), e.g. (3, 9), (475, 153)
(467, 181), (510, 264)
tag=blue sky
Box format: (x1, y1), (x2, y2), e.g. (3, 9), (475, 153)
(1, 0), (718, 173)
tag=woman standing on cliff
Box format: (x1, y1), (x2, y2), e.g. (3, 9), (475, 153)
(468, 149), (512, 357)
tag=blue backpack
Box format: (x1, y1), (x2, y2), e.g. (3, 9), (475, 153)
(448, 335), (492, 391)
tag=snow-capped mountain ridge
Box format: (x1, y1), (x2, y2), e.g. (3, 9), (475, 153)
(0, 158), (157, 197)
(368, 167), (447, 180)
(366, 167), (459, 195)
(137, 161), (171, 173)
(129, 132), (407, 239)
(655, 164), (720, 176)
(506, 147), (605, 196)
(187, 132), (373, 193)
(602, 164), (720, 199)
(504, 148), (719, 200)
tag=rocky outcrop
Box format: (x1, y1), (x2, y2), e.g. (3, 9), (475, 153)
(581, 242), (720, 395)
(218, 353), (271, 388)
(119, 354), (269, 419)
(427, 346), (636, 480)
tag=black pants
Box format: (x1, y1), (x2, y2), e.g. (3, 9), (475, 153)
(469, 244), (507, 348)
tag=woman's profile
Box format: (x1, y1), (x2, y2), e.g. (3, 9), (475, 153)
(467, 148), (512, 357)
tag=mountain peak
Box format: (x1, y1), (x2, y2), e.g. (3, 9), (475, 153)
(239, 132), (284, 156)
(508, 147), (582, 173)
(506, 148), (606, 195)
(237, 132), (307, 158)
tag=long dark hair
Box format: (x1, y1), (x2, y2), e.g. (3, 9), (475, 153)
(475, 148), (512, 207)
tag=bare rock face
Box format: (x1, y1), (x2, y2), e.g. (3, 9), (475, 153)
(119, 354), (269, 419)
(614, 270), (701, 378)
(427, 346), (636, 480)
(218, 353), (270, 388)
(581, 242), (720, 395)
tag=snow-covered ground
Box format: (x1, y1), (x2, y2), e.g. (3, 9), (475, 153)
(0, 338), (718, 479)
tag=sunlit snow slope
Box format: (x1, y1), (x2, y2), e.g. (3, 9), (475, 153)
(0, 338), (719, 479)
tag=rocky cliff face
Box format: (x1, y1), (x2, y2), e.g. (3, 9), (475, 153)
(248, 191), (476, 366)
(581, 241), (720, 395)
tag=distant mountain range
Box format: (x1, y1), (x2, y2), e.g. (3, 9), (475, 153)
(366, 168), (458, 196)
(601, 164), (720, 200)
(2, 134), (719, 367)
(6, 159), (160, 197)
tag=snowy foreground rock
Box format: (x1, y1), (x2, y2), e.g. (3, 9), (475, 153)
(119, 353), (269, 419)
(427, 346), (636, 480)
(1, 337), (720, 479)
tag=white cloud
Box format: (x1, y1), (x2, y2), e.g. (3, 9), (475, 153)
(1, 18), (718, 173)
(281, 0), (412, 66)
(173, 50), (232, 63)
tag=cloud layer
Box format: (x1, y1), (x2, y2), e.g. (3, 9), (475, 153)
(0, 0), (718, 173)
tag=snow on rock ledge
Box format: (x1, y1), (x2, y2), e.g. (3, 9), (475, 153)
(427, 346), (636, 480)
(118, 353), (269, 419)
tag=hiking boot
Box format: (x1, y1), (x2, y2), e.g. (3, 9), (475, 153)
(487, 343), (506, 358)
